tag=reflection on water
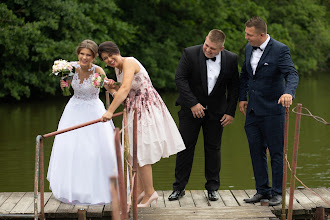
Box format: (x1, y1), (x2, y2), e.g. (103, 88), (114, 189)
(0, 73), (329, 192)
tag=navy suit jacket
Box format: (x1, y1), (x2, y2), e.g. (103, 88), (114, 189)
(175, 45), (239, 120)
(239, 37), (299, 116)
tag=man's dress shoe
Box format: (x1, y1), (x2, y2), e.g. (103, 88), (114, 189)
(208, 190), (219, 201)
(269, 194), (282, 206)
(243, 193), (271, 203)
(168, 190), (185, 201)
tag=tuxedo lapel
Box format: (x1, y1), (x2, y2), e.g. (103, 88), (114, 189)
(199, 47), (208, 95)
(209, 50), (225, 96)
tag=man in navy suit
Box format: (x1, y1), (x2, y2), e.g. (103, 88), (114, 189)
(169, 29), (239, 201)
(239, 17), (299, 206)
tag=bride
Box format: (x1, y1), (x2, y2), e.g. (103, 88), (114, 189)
(47, 39), (117, 205)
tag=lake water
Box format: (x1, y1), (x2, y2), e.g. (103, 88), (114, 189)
(0, 73), (329, 192)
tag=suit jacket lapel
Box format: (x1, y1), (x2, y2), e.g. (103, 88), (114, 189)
(199, 47), (208, 95)
(246, 47), (253, 75)
(256, 38), (273, 73)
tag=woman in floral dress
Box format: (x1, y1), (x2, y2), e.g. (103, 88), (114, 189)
(99, 41), (185, 207)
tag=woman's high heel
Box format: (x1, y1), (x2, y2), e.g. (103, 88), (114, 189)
(137, 191), (145, 204)
(137, 191), (158, 207)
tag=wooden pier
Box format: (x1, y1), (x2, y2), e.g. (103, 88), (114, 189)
(0, 188), (329, 219)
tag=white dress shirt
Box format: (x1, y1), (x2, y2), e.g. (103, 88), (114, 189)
(206, 53), (221, 95)
(251, 35), (270, 75)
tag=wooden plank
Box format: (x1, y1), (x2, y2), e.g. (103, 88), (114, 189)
(10, 192), (34, 214)
(0, 193), (12, 206)
(44, 194), (61, 218)
(0, 192), (25, 214)
(230, 190), (254, 207)
(178, 190), (195, 207)
(103, 203), (112, 217)
(203, 190), (225, 207)
(137, 206), (276, 219)
(86, 204), (104, 218)
(190, 190), (209, 207)
(152, 190), (165, 208)
(25, 192), (52, 214)
(300, 188), (330, 208)
(312, 188), (330, 208)
(219, 190), (239, 206)
(286, 189), (305, 215)
(163, 190), (180, 208)
(290, 188), (315, 211)
(55, 202), (75, 218)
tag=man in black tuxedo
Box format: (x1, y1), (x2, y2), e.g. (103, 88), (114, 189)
(169, 29), (239, 201)
(239, 17), (299, 206)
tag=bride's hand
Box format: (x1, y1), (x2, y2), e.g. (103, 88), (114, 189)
(104, 79), (117, 89)
(60, 80), (69, 89)
(102, 111), (113, 122)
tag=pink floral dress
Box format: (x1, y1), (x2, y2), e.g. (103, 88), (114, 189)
(115, 57), (185, 166)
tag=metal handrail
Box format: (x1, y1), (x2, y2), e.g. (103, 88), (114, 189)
(34, 112), (125, 220)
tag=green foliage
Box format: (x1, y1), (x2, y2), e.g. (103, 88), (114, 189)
(0, 0), (329, 100)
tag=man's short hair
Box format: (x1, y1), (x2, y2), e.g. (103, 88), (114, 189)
(208, 29), (226, 47)
(245, 17), (267, 34)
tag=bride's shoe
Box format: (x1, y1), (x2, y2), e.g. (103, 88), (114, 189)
(137, 191), (158, 207)
(137, 191), (145, 204)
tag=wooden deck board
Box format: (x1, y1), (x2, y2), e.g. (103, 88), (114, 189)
(203, 190), (226, 207)
(0, 188), (329, 219)
(0, 192), (12, 207)
(190, 190), (209, 207)
(0, 192), (25, 214)
(219, 189), (239, 207)
(178, 190), (195, 207)
(300, 187), (330, 208)
(163, 190), (180, 208)
(10, 192), (34, 214)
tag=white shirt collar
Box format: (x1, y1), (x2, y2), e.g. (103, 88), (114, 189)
(259, 34), (270, 51)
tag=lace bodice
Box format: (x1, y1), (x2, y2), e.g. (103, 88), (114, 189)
(70, 62), (100, 100)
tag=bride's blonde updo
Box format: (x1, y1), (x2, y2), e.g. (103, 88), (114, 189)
(76, 39), (99, 61)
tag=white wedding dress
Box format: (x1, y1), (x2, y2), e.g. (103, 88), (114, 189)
(47, 62), (117, 205)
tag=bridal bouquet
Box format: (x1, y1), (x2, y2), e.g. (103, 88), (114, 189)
(51, 59), (75, 96)
(91, 73), (121, 88)
(91, 73), (106, 88)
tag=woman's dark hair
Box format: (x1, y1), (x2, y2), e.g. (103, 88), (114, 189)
(98, 41), (120, 59)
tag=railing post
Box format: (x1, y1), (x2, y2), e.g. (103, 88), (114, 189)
(287, 103), (302, 220)
(105, 91), (110, 109)
(34, 135), (42, 220)
(114, 128), (127, 220)
(110, 176), (121, 220)
(281, 107), (290, 220)
(39, 137), (45, 220)
(77, 208), (86, 220)
(132, 109), (138, 220)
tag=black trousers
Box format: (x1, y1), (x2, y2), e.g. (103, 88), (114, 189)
(173, 108), (223, 191)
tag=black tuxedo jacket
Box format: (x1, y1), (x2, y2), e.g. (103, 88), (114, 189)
(175, 45), (239, 120)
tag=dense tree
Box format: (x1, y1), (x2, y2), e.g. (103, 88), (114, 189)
(0, 0), (328, 100)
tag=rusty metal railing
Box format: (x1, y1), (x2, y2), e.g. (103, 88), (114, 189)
(33, 110), (140, 220)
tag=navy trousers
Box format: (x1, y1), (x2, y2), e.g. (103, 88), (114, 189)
(245, 111), (284, 196)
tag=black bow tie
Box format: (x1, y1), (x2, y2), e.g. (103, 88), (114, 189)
(206, 57), (216, 62)
(252, 46), (263, 51)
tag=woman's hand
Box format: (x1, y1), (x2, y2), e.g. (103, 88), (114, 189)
(102, 111), (113, 122)
(104, 79), (120, 90)
(60, 80), (69, 89)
